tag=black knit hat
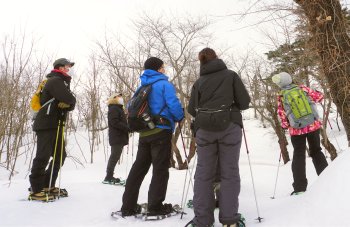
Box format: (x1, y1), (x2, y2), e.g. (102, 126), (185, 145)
(144, 57), (164, 71)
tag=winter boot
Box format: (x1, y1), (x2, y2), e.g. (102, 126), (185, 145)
(44, 187), (68, 197)
(28, 191), (55, 202)
(147, 203), (173, 216)
(103, 176), (121, 184)
(121, 204), (142, 217)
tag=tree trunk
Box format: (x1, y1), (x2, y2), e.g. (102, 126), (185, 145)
(171, 126), (186, 169)
(295, 0), (350, 146)
(320, 128), (337, 160)
(275, 121), (290, 164)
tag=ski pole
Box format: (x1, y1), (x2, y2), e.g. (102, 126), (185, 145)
(131, 133), (135, 163)
(125, 143), (129, 179)
(58, 120), (66, 199)
(48, 120), (61, 193)
(179, 123), (195, 219)
(242, 125), (263, 223)
(183, 153), (197, 211)
(271, 152), (282, 199)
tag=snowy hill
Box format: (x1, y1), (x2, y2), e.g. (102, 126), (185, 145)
(0, 117), (349, 227)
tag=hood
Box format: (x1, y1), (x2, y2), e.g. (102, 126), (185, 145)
(200, 59), (227, 76)
(140, 69), (168, 86)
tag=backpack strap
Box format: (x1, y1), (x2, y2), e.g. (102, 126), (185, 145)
(144, 79), (166, 116)
(194, 85), (200, 115)
(148, 79), (171, 126)
(43, 98), (55, 115)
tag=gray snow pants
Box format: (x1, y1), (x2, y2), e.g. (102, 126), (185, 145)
(193, 123), (242, 226)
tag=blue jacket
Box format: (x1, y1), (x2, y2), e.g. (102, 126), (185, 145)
(139, 69), (184, 131)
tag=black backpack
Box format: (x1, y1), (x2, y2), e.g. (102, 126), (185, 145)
(127, 81), (168, 132)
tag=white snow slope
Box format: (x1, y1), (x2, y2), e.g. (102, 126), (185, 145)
(1, 116), (349, 227)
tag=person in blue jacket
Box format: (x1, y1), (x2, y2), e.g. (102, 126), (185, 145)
(120, 57), (184, 217)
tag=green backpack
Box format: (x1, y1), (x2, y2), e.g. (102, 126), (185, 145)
(281, 85), (318, 129)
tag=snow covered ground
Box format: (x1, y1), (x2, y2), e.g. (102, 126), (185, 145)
(1, 114), (349, 227)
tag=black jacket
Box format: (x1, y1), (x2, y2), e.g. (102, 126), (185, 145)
(108, 104), (129, 146)
(188, 59), (251, 127)
(33, 71), (76, 131)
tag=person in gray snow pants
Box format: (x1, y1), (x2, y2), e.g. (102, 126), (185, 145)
(194, 123), (242, 225)
(187, 48), (251, 226)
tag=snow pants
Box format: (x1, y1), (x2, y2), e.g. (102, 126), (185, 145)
(291, 129), (328, 192)
(121, 129), (172, 212)
(106, 144), (124, 178)
(193, 123), (242, 226)
(30, 129), (66, 193)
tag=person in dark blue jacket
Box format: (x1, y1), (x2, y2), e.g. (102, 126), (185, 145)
(120, 57), (184, 217)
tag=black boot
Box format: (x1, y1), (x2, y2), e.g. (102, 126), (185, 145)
(103, 176), (120, 184)
(147, 203), (173, 216)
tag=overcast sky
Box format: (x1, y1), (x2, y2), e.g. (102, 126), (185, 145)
(14, 0), (350, 72)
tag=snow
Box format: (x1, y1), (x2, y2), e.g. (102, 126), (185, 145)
(1, 114), (349, 227)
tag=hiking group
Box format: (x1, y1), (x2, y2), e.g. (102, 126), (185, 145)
(28, 48), (328, 227)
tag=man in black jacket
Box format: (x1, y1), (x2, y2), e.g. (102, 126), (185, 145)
(103, 93), (129, 184)
(29, 58), (76, 202)
(186, 48), (250, 227)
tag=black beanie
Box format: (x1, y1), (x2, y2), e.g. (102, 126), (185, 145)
(144, 57), (164, 71)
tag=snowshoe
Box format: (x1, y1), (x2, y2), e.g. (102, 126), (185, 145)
(235, 213), (246, 227)
(223, 216), (246, 227)
(290, 191), (305, 196)
(44, 187), (68, 198)
(185, 220), (197, 227)
(187, 199), (193, 209)
(111, 204), (142, 219)
(28, 191), (55, 202)
(185, 220), (213, 227)
(142, 203), (184, 221)
(102, 177), (126, 186)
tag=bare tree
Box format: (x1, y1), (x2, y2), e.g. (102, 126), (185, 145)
(95, 14), (212, 169)
(0, 32), (50, 180)
(133, 14), (211, 169)
(77, 55), (105, 163)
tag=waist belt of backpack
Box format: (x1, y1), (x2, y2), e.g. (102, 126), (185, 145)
(196, 108), (231, 113)
(153, 104), (171, 126)
(194, 83), (234, 115)
(154, 116), (171, 126)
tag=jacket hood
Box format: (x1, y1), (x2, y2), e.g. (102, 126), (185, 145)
(140, 69), (169, 86)
(200, 59), (227, 76)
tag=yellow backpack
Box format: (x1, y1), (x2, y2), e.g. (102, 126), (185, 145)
(30, 80), (54, 119)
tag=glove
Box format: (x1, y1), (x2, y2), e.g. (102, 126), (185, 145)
(58, 102), (70, 109)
